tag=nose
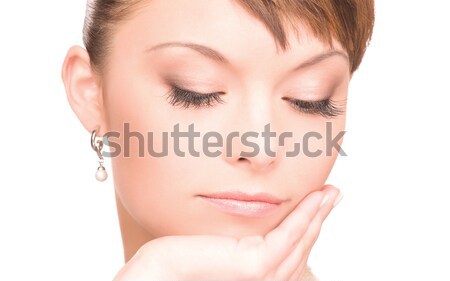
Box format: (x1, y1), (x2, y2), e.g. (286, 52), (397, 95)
(221, 84), (286, 173)
(223, 122), (282, 174)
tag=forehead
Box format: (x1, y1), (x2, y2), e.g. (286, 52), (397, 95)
(112, 0), (345, 70)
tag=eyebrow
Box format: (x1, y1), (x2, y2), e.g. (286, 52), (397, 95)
(145, 41), (349, 70)
(146, 42), (229, 64)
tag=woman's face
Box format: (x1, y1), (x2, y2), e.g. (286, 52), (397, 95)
(102, 0), (350, 238)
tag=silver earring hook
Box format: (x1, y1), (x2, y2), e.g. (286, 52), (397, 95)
(91, 129), (104, 161)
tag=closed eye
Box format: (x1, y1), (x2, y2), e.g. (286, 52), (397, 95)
(282, 97), (346, 118)
(164, 85), (225, 109)
(164, 84), (345, 118)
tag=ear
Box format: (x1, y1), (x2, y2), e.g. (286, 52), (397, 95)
(61, 45), (109, 136)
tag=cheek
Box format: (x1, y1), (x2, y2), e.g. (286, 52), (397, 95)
(102, 68), (194, 236)
(106, 114), (204, 237)
(282, 116), (346, 195)
(111, 152), (199, 237)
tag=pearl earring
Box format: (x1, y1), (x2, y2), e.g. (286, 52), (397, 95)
(91, 129), (108, 182)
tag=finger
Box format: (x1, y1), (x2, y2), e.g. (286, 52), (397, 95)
(291, 229), (318, 280)
(261, 240), (308, 281)
(263, 185), (333, 271)
(155, 235), (277, 281)
(275, 237), (308, 280)
(302, 187), (341, 249)
(291, 188), (342, 280)
(271, 186), (338, 279)
(291, 259), (309, 281)
(134, 235), (244, 281)
(292, 259), (310, 281)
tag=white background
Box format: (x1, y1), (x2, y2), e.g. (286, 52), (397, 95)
(0, 1), (449, 280)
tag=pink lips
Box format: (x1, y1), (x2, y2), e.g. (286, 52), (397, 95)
(197, 191), (284, 218)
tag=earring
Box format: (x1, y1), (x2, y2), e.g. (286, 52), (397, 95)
(91, 129), (108, 182)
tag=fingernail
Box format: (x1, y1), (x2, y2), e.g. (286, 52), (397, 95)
(333, 190), (344, 207)
(319, 194), (330, 208)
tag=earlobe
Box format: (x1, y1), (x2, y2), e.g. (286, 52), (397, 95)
(61, 45), (108, 136)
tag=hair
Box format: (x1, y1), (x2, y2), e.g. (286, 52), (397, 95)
(83, 0), (375, 74)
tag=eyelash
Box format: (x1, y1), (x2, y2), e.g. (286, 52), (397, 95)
(165, 85), (225, 109)
(165, 85), (345, 118)
(281, 97), (345, 118)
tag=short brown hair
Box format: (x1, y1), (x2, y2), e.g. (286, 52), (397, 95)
(83, 0), (375, 74)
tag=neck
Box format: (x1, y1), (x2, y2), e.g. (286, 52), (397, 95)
(115, 190), (154, 262)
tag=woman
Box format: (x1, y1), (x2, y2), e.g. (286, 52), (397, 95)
(61, 0), (374, 280)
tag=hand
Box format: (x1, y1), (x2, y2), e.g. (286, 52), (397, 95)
(113, 185), (342, 281)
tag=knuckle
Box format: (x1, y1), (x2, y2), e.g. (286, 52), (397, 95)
(136, 241), (151, 257)
(133, 240), (158, 265)
(240, 235), (265, 248)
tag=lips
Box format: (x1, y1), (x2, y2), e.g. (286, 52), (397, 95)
(198, 190), (284, 204)
(197, 190), (285, 217)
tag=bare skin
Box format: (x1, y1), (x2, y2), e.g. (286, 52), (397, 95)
(113, 185), (342, 280)
(61, 0), (350, 280)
